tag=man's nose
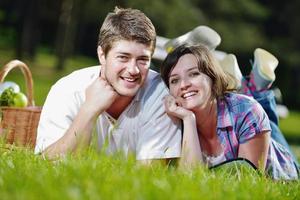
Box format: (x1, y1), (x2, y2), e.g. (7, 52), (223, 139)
(127, 61), (140, 75)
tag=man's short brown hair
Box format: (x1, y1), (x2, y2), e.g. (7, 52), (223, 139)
(98, 7), (156, 56)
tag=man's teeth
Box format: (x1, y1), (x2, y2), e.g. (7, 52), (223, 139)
(182, 92), (197, 98)
(123, 77), (136, 82)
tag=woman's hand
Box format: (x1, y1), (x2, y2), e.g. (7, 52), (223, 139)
(163, 95), (194, 121)
(164, 95), (203, 167)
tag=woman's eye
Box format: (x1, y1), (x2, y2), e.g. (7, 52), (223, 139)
(190, 72), (200, 77)
(169, 79), (178, 84)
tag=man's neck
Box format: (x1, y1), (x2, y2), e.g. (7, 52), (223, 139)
(106, 95), (134, 119)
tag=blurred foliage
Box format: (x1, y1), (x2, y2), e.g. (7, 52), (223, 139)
(194, 0), (270, 53)
(0, 0), (299, 109)
(125, 0), (204, 37)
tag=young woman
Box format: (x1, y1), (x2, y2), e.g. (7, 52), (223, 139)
(160, 44), (299, 180)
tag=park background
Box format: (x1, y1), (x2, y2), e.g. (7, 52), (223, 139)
(0, 1), (300, 199)
(1, 0), (300, 109)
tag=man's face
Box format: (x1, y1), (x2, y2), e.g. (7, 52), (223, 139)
(98, 40), (152, 97)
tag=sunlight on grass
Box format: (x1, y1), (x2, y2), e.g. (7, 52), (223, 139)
(291, 145), (300, 161)
(0, 144), (299, 200)
(280, 111), (300, 137)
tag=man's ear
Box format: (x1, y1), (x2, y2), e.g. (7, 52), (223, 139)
(97, 46), (106, 66)
(97, 46), (106, 78)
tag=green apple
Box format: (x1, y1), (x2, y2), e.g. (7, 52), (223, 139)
(13, 92), (28, 107)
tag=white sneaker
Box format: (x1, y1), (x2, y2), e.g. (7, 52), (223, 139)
(164, 26), (221, 53)
(252, 48), (279, 90)
(219, 54), (243, 89)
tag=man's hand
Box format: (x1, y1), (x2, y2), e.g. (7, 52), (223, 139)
(43, 77), (119, 159)
(85, 77), (119, 116)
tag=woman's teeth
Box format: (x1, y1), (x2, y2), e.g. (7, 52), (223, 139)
(182, 91), (197, 98)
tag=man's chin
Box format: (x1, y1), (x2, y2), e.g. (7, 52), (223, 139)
(115, 88), (139, 97)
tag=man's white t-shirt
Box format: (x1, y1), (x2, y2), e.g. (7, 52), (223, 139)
(35, 66), (182, 160)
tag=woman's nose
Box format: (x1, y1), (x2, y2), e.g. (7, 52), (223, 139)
(180, 78), (191, 90)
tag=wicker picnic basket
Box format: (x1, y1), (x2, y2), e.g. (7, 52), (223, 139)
(0, 60), (42, 149)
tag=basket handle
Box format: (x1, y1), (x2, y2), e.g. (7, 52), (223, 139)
(0, 60), (35, 106)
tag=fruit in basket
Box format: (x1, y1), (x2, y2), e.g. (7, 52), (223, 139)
(0, 87), (15, 106)
(0, 87), (28, 107)
(13, 92), (28, 107)
(0, 81), (20, 95)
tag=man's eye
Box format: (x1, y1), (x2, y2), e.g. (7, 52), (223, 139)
(117, 56), (128, 61)
(138, 58), (150, 66)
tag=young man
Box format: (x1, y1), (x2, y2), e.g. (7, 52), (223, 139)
(35, 7), (182, 162)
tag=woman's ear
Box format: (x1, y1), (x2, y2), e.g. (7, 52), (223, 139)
(97, 46), (106, 65)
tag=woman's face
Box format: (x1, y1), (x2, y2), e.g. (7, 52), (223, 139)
(168, 54), (213, 110)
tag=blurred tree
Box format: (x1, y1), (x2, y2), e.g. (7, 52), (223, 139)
(125, 0), (204, 37)
(56, 0), (85, 70)
(193, 0), (270, 54)
(0, 0), (61, 60)
(16, 0), (41, 60)
(260, 0), (300, 108)
(0, 0), (299, 108)
(0, 0), (42, 60)
(55, 0), (116, 69)
(74, 0), (115, 57)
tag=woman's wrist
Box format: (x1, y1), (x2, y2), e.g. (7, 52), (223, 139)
(182, 111), (196, 122)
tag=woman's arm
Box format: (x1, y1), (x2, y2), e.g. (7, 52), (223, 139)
(238, 131), (270, 171)
(180, 114), (203, 167)
(164, 95), (203, 168)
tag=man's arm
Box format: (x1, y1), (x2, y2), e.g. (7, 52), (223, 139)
(135, 79), (182, 162)
(140, 115), (203, 169)
(43, 102), (100, 159)
(41, 77), (118, 159)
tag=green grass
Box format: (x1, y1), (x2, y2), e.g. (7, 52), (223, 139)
(280, 111), (300, 137)
(0, 145), (299, 200)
